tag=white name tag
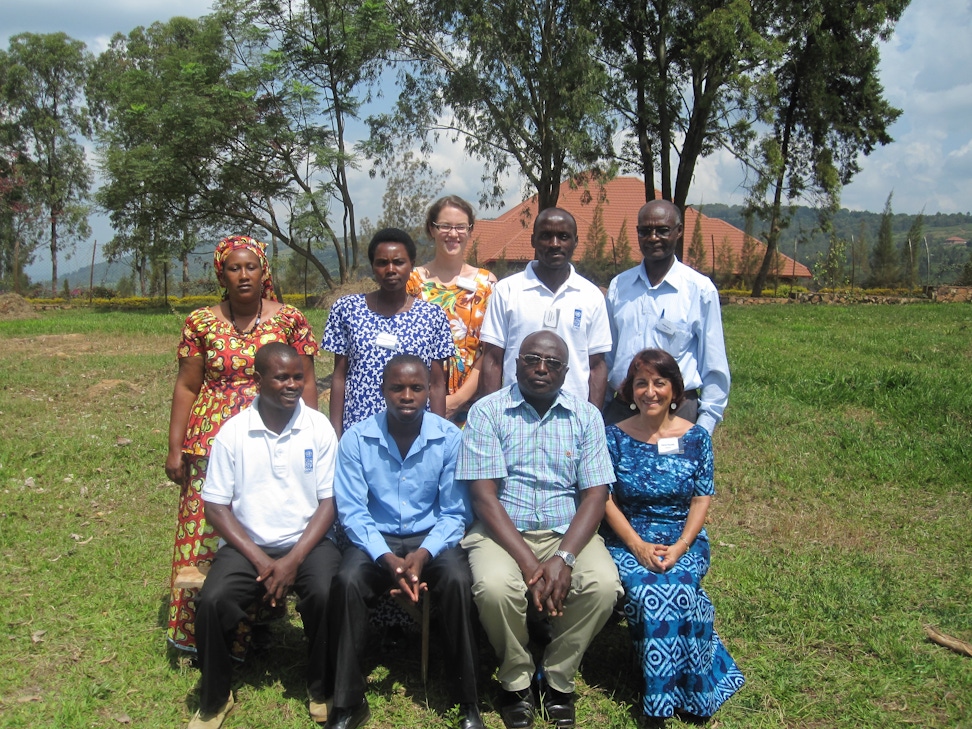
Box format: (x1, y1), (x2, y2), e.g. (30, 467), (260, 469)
(655, 317), (677, 336)
(543, 308), (560, 328)
(375, 332), (399, 350)
(657, 437), (681, 455)
(456, 275), (477, 291)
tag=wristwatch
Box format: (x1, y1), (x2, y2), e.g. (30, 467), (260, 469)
(553, 549), (576, 568)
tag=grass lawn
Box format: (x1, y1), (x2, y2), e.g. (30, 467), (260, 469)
(0, 302), (970, 728)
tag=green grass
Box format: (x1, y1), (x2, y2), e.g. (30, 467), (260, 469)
(1, 303), (970, 728)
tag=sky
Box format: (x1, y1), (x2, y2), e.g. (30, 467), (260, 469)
(3, 0), (970, 278)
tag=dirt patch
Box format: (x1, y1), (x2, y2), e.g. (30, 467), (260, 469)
(7, 333), (171, 358)
(0, 294), (38, 319)
(85, 379), (142, 400)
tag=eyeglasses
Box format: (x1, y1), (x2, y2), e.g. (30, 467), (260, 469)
(518, 354), (566, 371)
(636, 226), (673, 238)
(431, 222), (471, 234)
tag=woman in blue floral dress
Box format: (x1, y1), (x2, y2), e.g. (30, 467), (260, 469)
(321, 227), (454, 437)
(602, 348), (744, 723)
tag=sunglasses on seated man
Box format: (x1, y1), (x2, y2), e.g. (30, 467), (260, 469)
(518, 354), (566, 371)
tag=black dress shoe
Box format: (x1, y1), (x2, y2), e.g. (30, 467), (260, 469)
(325, 699), (370, 729)
(458, 702), (485, 729)
(499, 688), (536, 729)
(541, 687), (575, 728)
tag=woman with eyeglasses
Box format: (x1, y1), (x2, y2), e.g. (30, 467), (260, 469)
(407, 195), (497, 425)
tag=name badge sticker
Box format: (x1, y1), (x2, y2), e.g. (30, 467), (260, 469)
(304, 449), (314, 473)
(655, 317), (677, 336)
(657, 437), (682, 455)
(543, 307), (560, 329)
(572, 308), (582, 329)
(375, 332), (399, 350)
(456, 275), (477, 291)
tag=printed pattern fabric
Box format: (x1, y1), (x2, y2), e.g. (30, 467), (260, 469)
(603, 424), (744, 718)
(407, 268), (493, 395)
(167, 305), (318, 654)
(320, 294), (454, 431)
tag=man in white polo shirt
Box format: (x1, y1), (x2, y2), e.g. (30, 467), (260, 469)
(190, 342), (340, 729)
(479, 207), (612, 406)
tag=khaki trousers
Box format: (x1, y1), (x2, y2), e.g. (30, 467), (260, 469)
(462, 523), (622, 694)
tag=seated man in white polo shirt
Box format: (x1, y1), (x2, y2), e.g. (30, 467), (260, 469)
(190, 342), (340, 729)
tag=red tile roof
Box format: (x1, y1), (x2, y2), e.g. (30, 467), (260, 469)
(471, 175), (812, 280)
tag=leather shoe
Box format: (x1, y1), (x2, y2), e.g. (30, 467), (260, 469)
(458, 702), (485, 729)
(541, 687), (575, 728)
(325, 699), (370, 729)
(499, 688), (535, 729)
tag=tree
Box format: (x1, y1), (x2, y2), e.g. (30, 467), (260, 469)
(715, 235), (735, 288)
(747, 0), (908, 297)
(869, 192), (899, 288)
(576, 197), (612, 286)
(376, 0), (614, 210)
(595, 0), (776, 239)
(372, 150), (448, 248)
(849, 220), (870, 291)
(686, 209), (707, 272)
(90, 17), (232, 295)
(956, 253), (972, 286)
(92, 2), (396, 291)
(900, 211), (923, 289)
(2, 33), (93, 295)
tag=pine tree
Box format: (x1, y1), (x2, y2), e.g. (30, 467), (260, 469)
(686, 211), (707, 272)
(869, 193), (899, 288)
(715, 236), (736, 289)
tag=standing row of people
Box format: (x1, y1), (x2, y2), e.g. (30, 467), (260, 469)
(164, 194), (742, 728)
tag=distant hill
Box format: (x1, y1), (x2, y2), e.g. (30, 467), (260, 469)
(694, 203), (972, 285)
(49, 204), (972, 290)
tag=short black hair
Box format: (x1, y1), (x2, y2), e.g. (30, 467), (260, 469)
(382, 353), (429, 385)
(368, 228), (417, 264)
(254, 342), (300, 376)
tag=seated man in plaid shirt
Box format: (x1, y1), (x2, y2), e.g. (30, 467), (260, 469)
(457, 331), (622, 729)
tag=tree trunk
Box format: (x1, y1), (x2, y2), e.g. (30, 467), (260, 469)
(752, 91), (797, 297)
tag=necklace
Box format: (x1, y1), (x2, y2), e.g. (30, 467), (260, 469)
(228, 298), (263, 335)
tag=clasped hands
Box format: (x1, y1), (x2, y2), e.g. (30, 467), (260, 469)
(521, 556), (572, 617)
(254, 552), (301, 607)
(632, 538), (688, 573)
(384, 548), (431, 604)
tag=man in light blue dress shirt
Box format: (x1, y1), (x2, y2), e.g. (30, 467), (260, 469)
(328, 355), (481, 729)
(605, 200), (730, 434)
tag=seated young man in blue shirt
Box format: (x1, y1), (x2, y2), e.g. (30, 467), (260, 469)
(191, 343), (341, 729)
(328, 354), (481, 729)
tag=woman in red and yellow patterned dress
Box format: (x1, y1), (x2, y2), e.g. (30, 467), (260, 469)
(407, 195), (496, 425)
(163, 235), (319, 654)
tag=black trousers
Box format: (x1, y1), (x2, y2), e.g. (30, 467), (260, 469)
(329, 535), (479, 707)
(194, 540), (342, 713)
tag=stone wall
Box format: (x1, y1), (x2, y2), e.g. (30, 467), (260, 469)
(930, 286), (972, 303)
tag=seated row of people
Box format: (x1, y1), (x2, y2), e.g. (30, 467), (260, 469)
(186, 337), (743, 729)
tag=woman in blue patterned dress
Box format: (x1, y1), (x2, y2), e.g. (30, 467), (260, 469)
(602, 348), (744, 723)
(321, 227), (454, 437)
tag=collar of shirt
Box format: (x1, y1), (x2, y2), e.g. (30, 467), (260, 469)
(524, 261), (582, 295)
(637, 257), (688, 293)
(244, 395), (307, 437)
(360, 410), (452, 464)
